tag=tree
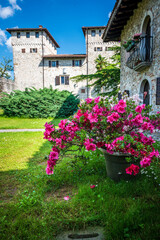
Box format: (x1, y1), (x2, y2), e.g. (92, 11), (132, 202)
(0, 57), (13, 79)
(72, 46), (121, 97)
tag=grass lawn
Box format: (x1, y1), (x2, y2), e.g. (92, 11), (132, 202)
(0, 132), (160, 240)
(0, 110), (63, 130)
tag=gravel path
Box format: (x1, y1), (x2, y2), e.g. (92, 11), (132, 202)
(0, 129), (44, 132)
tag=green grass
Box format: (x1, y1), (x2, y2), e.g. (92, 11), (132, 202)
(0, 115), (63, 129)
(0, 132), (160, 240)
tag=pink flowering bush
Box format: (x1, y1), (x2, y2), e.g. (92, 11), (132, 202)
(44, 95), (160, 177)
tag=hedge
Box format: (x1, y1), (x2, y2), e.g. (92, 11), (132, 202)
(0, 87), (80, 118)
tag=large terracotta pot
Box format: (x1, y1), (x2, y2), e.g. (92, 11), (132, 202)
(101, 149), (139, 182)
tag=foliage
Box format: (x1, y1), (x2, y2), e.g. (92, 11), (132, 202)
(0, 132), (160, 239)
(0, 57), (13, 79)
(0, 87), (80, 118)
(72, 46), (120, 97)
(44, 94), (160, 176)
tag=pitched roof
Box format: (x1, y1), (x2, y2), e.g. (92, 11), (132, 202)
(6, 27), (60, 48)
(82, 26), (105, 35)
(43, 54), (86, 58)
(102, 0), (142, 42)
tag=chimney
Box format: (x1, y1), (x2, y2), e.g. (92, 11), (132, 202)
(39, 25), (43, 29)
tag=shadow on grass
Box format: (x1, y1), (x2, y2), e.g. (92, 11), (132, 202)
(0, 138), (160, 240)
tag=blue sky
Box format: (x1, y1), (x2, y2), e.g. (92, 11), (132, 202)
(0, 0), (115, 65)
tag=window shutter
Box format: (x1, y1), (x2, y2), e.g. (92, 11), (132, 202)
(35, 48), (37, 53)
(105, 47), (108, 51)
(65, 76), (69, 85)
(56, 61), (59, 67)
(94, 47), (96, 51)
(55, 76), (60, 85)
(72, 60), (75, 67)
(30, 48), (32, 53)
(118, 92), (122, 100)
(49, 61), (52, 68)
(79, 60), (82, 67)
(100, 47), (102, 51)
(156, 77), (160, 105)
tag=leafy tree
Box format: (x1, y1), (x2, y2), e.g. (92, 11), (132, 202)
(72, 46), (121, 96)
(0, 57), (13, 79)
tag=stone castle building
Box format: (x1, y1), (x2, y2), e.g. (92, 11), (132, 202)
(7, 26), (117, 99)
(103, 0), (160, 112)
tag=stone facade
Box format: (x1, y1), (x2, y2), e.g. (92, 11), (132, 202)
(120, 0), (160, 112)
(8, 26), (117, 99)
(0, 77), (15, 94)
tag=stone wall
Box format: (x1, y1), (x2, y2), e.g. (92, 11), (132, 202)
(11, 30), (57, 91)
(120, 0), (160, 113)
(44, 58), (88, 100)
(0, 77), (15, 94)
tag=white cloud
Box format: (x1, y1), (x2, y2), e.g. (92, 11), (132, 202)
(9, 0), (21, 11)
(0, 29), (7, 45)
(0, 0), (21, 19)
(0, 6), (14, 19)
(108, 11), (111, 18)
(6, 37), (12, 50)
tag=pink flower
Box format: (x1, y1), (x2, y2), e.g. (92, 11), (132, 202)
(126, 164), (140, 175)
(135, 104), (145, 113)
(94, 96), (100, 103)
(88, 113), (98, 123)
(90, 185), (95, 189)
(49, 151), (59, 160)
(132, 114), (143, 126)
(64, 196), (70, 201)
(116, 105), (126, 113)
(46, 166), (54, 175)
(140, 157), (151, 168)
(118, 99), (127, 108)
(86, 143), (96, 151)
(86, 98), (93, 104)
(58, 119), (67, 129)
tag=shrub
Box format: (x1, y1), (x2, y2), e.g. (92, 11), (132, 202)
(0, 87), (80, 118)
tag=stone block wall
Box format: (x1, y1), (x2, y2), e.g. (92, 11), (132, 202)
(120, 0), (160, 112)
(0, 77), (16, 94)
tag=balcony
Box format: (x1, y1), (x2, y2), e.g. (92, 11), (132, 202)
(126, 35), (153, 72)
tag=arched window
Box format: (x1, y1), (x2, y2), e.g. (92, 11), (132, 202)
(140, 79), (150, 106)
(140, 15), (153, 62)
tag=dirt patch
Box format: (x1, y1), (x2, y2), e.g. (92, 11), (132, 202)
(45, 185), (74, 201)
(0, 187), (17, 203)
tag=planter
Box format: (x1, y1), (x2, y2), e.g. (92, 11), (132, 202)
(126, 41), (135, 52)
(101, 149), (139, 182)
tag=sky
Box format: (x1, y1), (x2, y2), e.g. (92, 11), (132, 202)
(0, 0), (116, 72)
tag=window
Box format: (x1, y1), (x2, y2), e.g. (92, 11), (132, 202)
(61, 76), (65, 84)
(22, 49), (25, 53)
(99, 30), (102, 36)
(17, 32), (20, 38)
(35, 32), (39, 38)
(72, 60), (82, 67)
(26, 32), (30, 38)
(49, 61), (59, 67)
(81, 89), (85, 93)
(55, 76), (69, 85)
(30, 48), (37, 53)
(91, 30), (96, 36)
(94, 47), (102, 51)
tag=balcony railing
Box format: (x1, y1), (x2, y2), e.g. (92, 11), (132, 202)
(126, 35), (153, 71)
